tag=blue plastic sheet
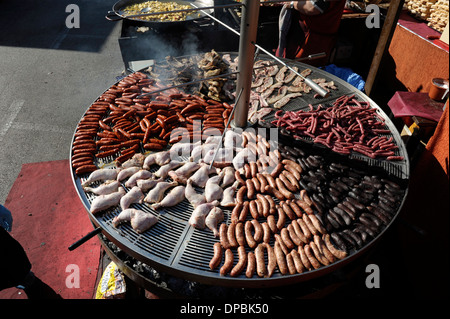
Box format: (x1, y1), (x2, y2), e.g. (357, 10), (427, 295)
(323, 64), (366, 92)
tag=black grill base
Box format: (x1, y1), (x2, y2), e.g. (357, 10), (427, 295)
(98, 226), (409, 299)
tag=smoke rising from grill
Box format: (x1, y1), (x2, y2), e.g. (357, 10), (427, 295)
(130, 29), (202, 66)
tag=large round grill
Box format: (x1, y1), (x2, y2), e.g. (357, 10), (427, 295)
(70, 52), (409, 289)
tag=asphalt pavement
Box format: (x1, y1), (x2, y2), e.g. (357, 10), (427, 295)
(0, 0), (125, 204)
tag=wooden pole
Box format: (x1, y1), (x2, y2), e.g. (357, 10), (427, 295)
(365, 0), (405, 97)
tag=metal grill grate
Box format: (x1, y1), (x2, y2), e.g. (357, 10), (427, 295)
(71, 52), (410, 287)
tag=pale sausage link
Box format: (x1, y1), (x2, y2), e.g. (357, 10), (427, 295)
(323, 233), (348, 260)
(246, 251), (256, 278)
(303, 214), (319, 236)
(209, 242), (223, 270)
(314, 235), (336, 263)
(227, 222), (238, 248)
(290, 249), (305, 273)
(291, 219), (309, 245)
(261, 222), (271, 243)
(297, 218), (312, 240)
(309, 241), (330, 266)
(230, 246), (248, 277)
(220, 223), (231, 249)
(264, 243), (277, 278)
(219, 248), (234, 276)
(309, 214), (327, 235)
(304, 244), (321, 269)
(274, 233), (289, 255)
(274, 241), (288, 275)
(245, 220), (257, 249)
(287, 223), (302, 246)
(286, 252), (297, 275)
(298, 245), (313, 270)
(255, 243), (267, 278)
(235, 222), (246, 246)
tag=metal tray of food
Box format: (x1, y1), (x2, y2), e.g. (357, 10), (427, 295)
(70, 52), (409, 288)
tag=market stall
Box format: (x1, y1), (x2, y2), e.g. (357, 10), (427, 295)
(66, 1), (412, 298)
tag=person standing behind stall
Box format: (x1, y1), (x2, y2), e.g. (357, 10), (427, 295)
(276, 0), (347, 66)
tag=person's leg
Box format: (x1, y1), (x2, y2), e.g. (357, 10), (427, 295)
(0, 226), (32, 291)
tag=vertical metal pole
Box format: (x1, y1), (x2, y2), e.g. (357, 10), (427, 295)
(233, 0), (260, 128)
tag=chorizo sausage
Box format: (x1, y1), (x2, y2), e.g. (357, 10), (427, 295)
(75, 164), (97, 175)
(72, 159), (94, 169)
(255, 198), (264, 218)
(95, 148), (119, 158)
(209, 242), (223, 270)
(230, 246), (247, 277)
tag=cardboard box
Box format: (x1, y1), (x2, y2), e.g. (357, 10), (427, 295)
(440, 19), (449, 44)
